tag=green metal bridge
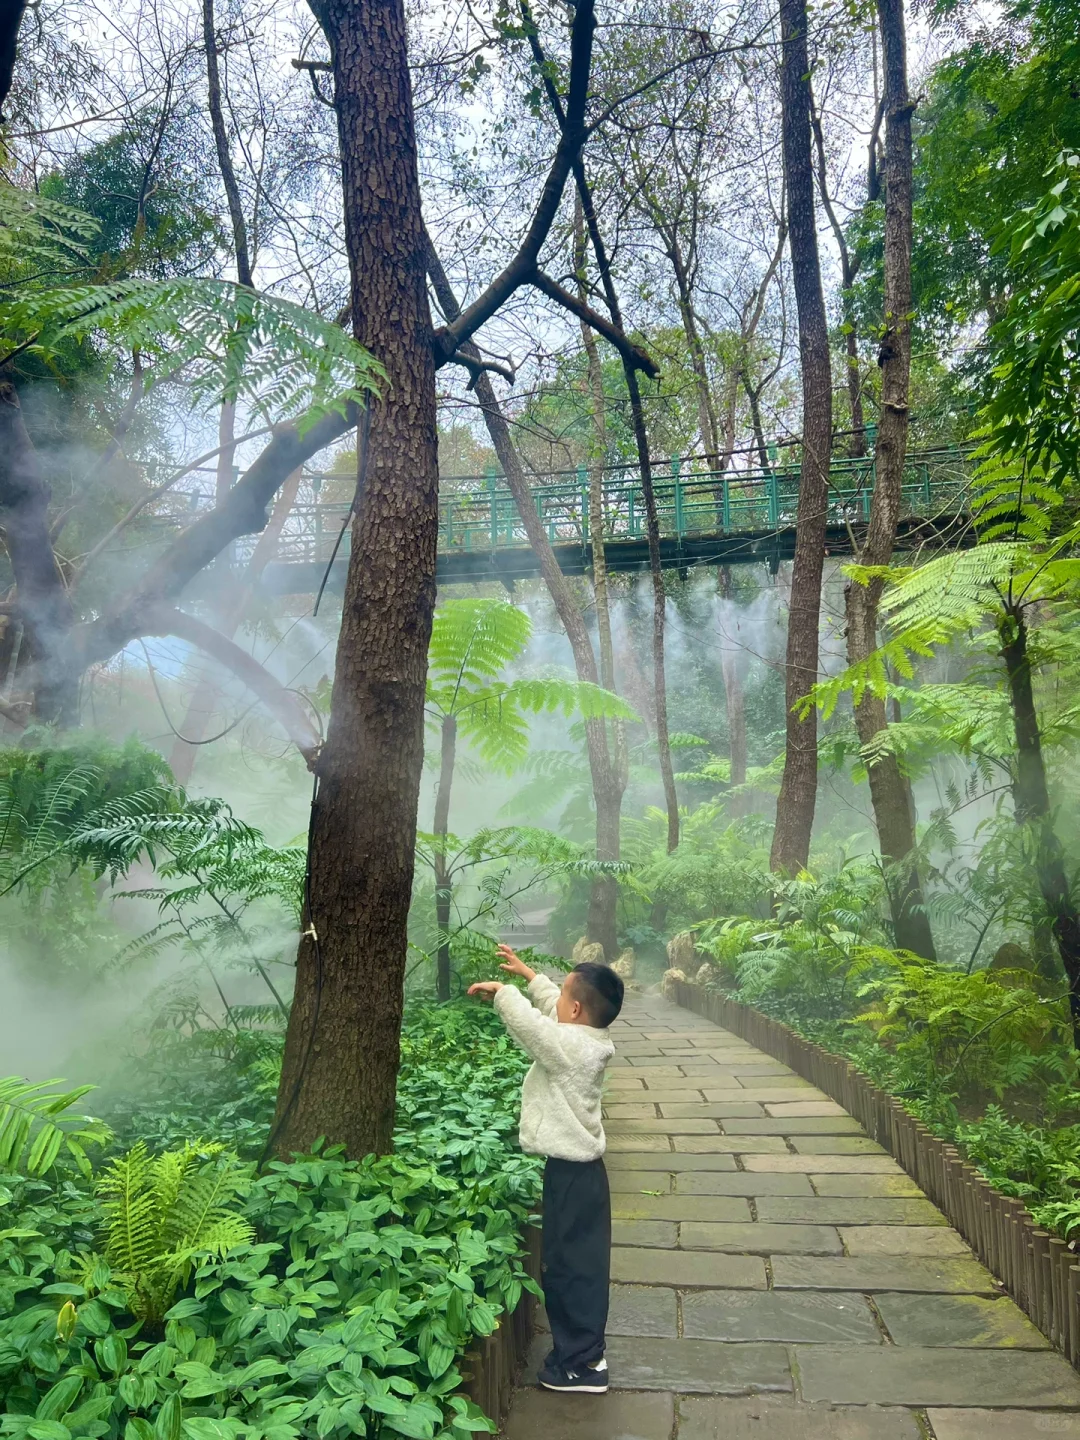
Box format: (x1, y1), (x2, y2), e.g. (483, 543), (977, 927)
(256, 444), (973, 594)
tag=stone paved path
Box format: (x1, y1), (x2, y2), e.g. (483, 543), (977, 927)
(502, 989), (1080, 1439)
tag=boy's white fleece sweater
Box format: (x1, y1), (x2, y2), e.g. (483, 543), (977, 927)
(493, 974), (614, 1162)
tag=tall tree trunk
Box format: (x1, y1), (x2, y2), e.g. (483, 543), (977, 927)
(999, 609), (1080, 1046)
(425, 242), (624, 959)
(0, 378), (75, 722)
(273, 0), (439, 1158)
(844, 0), (936, 958)
(433, 713), (456, 1002)
(170, 466), (303, 784)
(770, 0), (833, 875)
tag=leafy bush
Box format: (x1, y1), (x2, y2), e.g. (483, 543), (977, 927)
(0, 1005), (540, 1440)
(857, 954), (1071, 1098)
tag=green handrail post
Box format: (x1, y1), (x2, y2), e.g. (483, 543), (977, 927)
(768, 470), (779, 529)
(722, 477), (731, 532)
(628, 478), (636, 537)
(922, 463), (931, 510)
(578, 463), (588, 542)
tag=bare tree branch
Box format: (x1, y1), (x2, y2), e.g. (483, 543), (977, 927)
(138, 605), (320, 766)
(66, 403), (357, 674)
(429, 0), (597, 364)
(531, 270), (660, 377)
(443, 350), (517, 387)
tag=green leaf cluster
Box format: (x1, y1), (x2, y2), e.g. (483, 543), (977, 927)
(0, 1005), (539, 1440)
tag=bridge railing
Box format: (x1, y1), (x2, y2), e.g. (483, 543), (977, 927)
(256, 444), (972, 565)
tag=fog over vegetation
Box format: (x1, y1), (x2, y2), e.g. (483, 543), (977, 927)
(0, 0), (1078, 1432)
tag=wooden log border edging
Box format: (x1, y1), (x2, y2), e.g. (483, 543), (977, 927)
(461, 1223), (541, 1426)
(671, 978), (1080, 1370)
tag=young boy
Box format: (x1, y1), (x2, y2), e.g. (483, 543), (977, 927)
(468, 944), (624, 1395)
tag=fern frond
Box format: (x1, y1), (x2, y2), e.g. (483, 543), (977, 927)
(1, 278), (385, 428)
(0, 1076), (107, 1176)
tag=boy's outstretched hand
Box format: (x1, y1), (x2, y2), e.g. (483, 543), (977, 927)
(467, 981), (504, 1001)
(497, 944), (537, 982)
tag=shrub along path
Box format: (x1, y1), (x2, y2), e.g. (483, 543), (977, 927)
(501, 988), (1080, 1439)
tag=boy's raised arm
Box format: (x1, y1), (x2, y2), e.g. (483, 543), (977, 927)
(496, 945), (561, 1018)
(492, 984), (570, 1071)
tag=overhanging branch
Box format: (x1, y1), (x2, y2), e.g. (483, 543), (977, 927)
(531, 270), (659, 377)
(429, 0), (597, 365)
(66, 402), (358, 674)
(138, 606), (321, 766)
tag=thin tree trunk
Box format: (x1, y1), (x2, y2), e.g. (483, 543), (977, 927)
(273, 0), (439, 1158)
(170, 466), (303, 784)
(844, 0), (936, 958)
(810, 99), (865, 457)
(0, 377), (75, 722)
(718, 566), (747, 812)
(571, 166), (679, 850)
(770, 0), (833, 876)
(202, 0), (253, 289)
(999, 609), (1080, 1046)
(433, 713), (456, 1002)
(202, 0), (250, 584)
(576, 199), (628, 796)
(425, 240), (623, 959)
(670, 248), (720, 469)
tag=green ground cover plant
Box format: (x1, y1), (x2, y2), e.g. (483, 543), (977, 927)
(0, 1005), (539, 1440)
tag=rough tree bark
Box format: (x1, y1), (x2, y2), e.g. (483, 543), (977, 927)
(272, 0), (441, 1159)
(271, 0), (601, 1158)
(844, 0), (936, 958)
(425, 241), (626, 959)
(770, 0), (833, 876)
(999, 609), (1080, 1046)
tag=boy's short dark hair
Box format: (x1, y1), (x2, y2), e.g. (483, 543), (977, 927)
(571, 961), (624, 1028)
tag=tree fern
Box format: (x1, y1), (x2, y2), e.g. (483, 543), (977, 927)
(96, 1140), (253, 1326)
(2, 276), (384, 430)
(0, 178), (98, 277)
(427, 598), (634, 770)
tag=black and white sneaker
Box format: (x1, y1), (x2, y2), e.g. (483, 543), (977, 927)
(538, 1357), (608, 1394)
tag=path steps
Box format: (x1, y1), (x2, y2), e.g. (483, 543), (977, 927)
(501, 989), (1080, 1439)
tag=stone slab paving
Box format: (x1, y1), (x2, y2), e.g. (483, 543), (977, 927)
(500, 988), (1080, 1438)
(927, 1411), (1080, 1438)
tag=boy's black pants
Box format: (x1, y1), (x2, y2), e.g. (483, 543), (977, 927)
(541, 1155), (610, 1372)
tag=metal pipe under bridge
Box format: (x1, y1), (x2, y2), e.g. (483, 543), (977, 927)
(258, 445), (973, 595)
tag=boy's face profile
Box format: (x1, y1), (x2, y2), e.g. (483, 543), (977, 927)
(556, 972), (588, 1025)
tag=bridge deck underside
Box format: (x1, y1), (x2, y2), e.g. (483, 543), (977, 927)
(260, 514), (971, 594)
